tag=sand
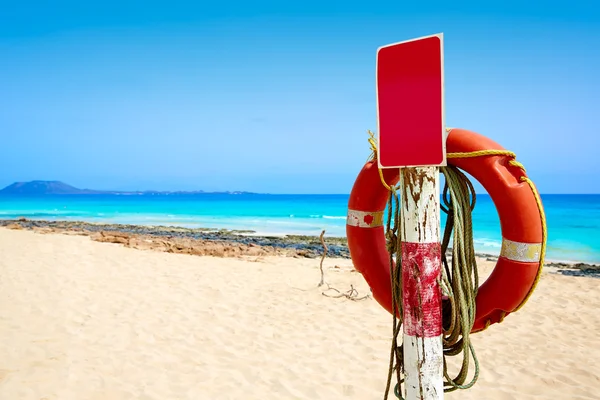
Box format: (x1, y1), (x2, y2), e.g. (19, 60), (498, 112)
(0, 227), (598, 400)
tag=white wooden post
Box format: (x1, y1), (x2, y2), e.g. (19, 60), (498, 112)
(375, 32), (446, 399)
(400, 166), (444, 400)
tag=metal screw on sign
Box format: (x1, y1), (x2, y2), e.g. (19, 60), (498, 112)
(376, 33), (446, 400)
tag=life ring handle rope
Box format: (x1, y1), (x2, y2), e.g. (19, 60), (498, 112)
(364, 128), (548, 332)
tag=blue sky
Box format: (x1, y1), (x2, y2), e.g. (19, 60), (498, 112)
(1, 1), (598, 194)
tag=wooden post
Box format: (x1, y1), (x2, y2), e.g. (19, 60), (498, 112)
(375, 32), (446, 399)
(400, 166), (444, 400)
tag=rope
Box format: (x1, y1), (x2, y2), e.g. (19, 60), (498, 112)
(447, 150), (547, 315)
(513, 176), (547, 311)
(365, 131), (547, 398)
(368, 130), (399, 192)
(439, 165), (480, 391)
(383, 187), (404, 399)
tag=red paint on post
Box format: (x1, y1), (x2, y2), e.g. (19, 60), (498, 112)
(402, 242), (443, 337)
(376, 34), (445, 168)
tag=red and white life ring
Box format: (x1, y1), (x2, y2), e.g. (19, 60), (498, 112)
(346, 128), (545, 332)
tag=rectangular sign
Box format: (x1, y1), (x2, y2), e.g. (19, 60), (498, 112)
(376, 33), (446, 168)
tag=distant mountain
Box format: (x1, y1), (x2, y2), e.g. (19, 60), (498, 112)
(0, 181), (103, 195)
(0, 181), (254, 196)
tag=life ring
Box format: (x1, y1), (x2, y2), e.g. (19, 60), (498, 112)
(346, 127), (545, 333)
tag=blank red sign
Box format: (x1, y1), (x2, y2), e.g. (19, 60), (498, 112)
(376, 34), (445, 168)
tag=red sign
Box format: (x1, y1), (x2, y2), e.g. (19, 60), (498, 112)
(376, 33), (446, 168)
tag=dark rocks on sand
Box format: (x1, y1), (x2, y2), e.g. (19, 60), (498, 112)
(0, 219), (349, 259)
(1, 219), (597, 278)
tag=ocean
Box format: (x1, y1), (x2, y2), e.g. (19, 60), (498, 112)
(0, 193), (598, 263)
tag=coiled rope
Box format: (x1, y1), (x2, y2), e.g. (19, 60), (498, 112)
(366, 130), (493, 399)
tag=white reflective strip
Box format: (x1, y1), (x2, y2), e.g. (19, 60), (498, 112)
(346, 209), (384, 228)
(500, 238), (542, 263)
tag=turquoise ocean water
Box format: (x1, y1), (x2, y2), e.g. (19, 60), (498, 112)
(0, 194), (598, 263)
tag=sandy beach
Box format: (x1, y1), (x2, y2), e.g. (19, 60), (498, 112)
(0, 227), (598, 400)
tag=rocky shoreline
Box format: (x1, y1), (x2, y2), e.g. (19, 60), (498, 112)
(0, 219), (349, 259)
(1, 219), (598, 278)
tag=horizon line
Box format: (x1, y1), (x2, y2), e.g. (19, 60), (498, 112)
(1, 191), (598, 196)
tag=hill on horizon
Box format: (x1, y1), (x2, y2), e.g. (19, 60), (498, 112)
(0, 181), (102, 195)
(0, 180), (252, 195)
